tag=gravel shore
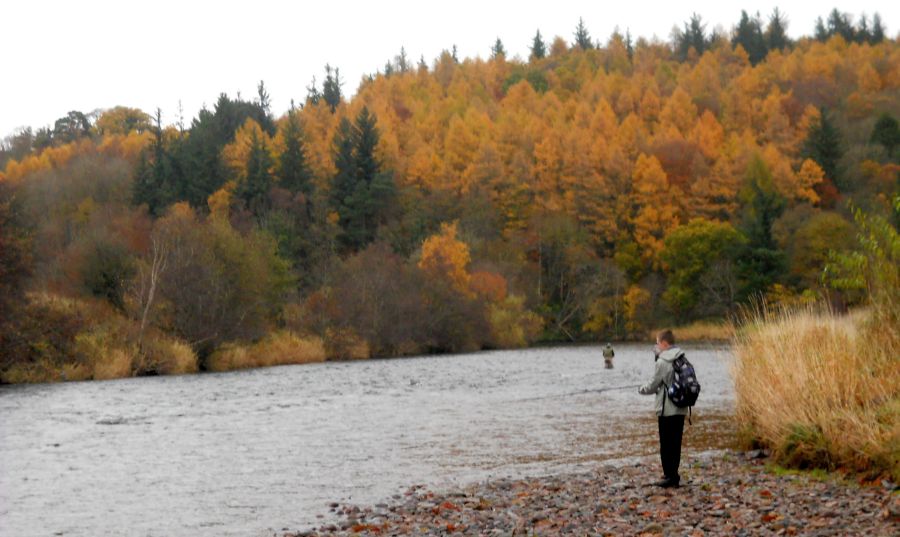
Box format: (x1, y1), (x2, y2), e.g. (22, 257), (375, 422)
(287, 450), (898, 536)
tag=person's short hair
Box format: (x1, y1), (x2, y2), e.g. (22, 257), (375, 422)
(657, 329), (675, 345)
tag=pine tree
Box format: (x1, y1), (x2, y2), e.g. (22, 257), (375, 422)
(306, 76), (321, 106)
(856, 15), (872, 44)
(676, 13), (709, 60)
(826, 9), (854, 42)
(491, 38), (506, 59)
(733, 10), (768, 65)
(132, 151), (158, 214)
(737, 155), (787, 300)
(133, 108), (174, 215)
(354, 108), (380, 191)
(330, 107), (395, 251)
(814, 17), (828, 42)
(574, 17), (592, 50)
(322, 64), (343, 113)
(802, 110), (844, 190)
(871, 13), (885, 43)
(765, 8), (789, 51)
(397, 47), (410, 73)
(278, 110), (312, 196)
(530, 30), (546, 60)
(175, 92), (272, 208)
(257, 80), (271, 115)
(871, 113), (900, 158)
(330, 117), (356, 215)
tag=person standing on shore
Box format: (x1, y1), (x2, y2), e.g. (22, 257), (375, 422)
(638, 329), (688, 488)
(602, 342), (615, 369)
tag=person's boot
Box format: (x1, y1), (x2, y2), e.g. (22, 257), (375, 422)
(661, 477), (680, 488)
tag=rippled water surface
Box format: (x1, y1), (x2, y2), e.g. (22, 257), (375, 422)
(0, 344), (734, 536)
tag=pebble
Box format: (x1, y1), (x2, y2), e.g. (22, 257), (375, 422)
(284, 450), (898, 536)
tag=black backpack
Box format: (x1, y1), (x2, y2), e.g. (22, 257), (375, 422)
(666, 352), (701, 408)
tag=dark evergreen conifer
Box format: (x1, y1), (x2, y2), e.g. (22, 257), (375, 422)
(530, 30), (546, 60)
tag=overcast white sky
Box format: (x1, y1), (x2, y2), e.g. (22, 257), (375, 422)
(1, 1), (896, 137)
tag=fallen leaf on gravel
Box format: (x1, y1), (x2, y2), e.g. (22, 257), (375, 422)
(351, 523), (382, 533)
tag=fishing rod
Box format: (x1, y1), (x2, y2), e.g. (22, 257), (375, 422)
(515, 383), (642, 402)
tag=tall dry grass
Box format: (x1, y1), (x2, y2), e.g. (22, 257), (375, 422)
(206, 331), (327, 372)
(733, 306), (899, 479)
(136, 333), (198, 375)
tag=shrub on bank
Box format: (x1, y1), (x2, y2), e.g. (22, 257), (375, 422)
(732, 307), (899, 480)
(206, 331), (327, 372)
(488, 295), (543, 348)
(136, 333), (198, 375)
(0, 292), (198, 383)
(322, 328), (371, 360)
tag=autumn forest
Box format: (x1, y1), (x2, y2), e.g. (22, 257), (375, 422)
(0, 9), (898, 381)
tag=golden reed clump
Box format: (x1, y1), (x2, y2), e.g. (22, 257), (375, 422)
(732, 305), (899, 480)
(206, 331), (327, 372)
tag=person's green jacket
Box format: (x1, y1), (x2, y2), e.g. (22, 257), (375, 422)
(638, 346), (689, 417)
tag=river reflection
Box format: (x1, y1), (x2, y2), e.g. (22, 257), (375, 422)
(0, 344), (734, 537)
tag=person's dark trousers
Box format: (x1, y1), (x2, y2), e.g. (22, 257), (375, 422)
(658, 415), (686, 484)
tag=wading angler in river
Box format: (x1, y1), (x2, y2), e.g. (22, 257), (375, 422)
(602, 342), (615, 369)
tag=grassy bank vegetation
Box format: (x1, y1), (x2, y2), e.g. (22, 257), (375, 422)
(206, 331), (326, 372)
(733, 201), (899, 480)
(734, 307), (898, 479)
(651, 320), (734, 342)
(0, 293), (197, 383)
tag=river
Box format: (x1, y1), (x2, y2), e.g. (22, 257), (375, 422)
(0, 344), (735, 536)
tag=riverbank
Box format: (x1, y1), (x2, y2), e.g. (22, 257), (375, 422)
(287, 450), (898, 536)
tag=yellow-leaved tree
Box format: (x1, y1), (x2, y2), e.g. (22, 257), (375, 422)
(221, 119), (274, 175)
(631, 154), (679, 265)
(418, 221), (472, 294)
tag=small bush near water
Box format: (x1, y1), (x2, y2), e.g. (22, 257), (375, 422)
(206, 331), (327, 372)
